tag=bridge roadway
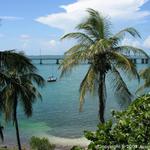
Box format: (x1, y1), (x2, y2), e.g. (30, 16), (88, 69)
(28, 55), (150, 64)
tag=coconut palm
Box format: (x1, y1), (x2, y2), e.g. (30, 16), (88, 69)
(0, 50), (38, 143)
(0, 50), (45, 150)
(0, 71), (45, 150)
(60, 9), (149, 123)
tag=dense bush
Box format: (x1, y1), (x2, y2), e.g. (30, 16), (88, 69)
(72, 94), (150, 150)
(30, 136), (55, 150)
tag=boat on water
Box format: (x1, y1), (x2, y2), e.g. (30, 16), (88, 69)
(47, 76), (57, 82)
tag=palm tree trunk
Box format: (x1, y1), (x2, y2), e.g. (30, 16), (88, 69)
(98, 72), (106, 123)
(13, 97), (22, 150)
(14, 117), (22, 150)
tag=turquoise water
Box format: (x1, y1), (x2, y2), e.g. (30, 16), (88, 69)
(2, 62), (150, 146)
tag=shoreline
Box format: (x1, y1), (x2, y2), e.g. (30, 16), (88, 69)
(0, 134), (90, 150)
(41, 134), (90, 149)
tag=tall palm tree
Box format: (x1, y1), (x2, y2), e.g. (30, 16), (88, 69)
(0, 50), (37, 143)
(60, 9), (149, 123)
(0, 71), (45, 150)
(0, 50), (45, 150)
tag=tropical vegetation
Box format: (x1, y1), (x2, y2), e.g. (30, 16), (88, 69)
(72, 94), (150, 150)
(0, 50), (45, 150)
(0, 8), (150, 150)
(60, 8), (149, 123)
(30, 136), (55, 150)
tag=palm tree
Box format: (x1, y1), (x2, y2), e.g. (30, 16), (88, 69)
(0, 50), (45, 150)
(0, 50), (38, 143)
(60, 9), (149, 123)
(0, 71), (45, 150)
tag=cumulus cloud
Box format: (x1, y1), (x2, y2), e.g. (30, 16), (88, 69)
(35, 0), (150, 31)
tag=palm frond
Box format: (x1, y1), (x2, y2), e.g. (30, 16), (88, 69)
(109, 51), (139, 80)
(77, 8), (111, 39)
(114, 45), (149, 58)
(87, 39), (112, 57)
(112, 27), (141, 40)
(1, 85), (14, 121)
(20, 73), (45, 87)
(64, 44), (88, 55)
(0, 50), (36, 72)
(110, 67), (132, 102)
(60, 50), (88, 77)
(79, 66), (97, 111)
(61, 32), (94, 45)
(19, 82), (42, 117)
(137, 67), (150, 93)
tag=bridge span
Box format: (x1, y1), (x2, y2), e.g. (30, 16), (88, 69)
(28, 55), (150, 65)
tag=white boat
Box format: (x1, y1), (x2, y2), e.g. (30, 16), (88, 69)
(47, 76), (57, 82)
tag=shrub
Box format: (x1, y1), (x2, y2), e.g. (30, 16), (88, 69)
(30, 136), (55, 150)
(84, 94), (150, 150)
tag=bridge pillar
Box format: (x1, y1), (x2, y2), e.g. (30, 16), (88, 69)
(141, 59), (144, 64)
(145, 58), (148, 64)
(56, 59), (59, 64)
(40, 59), (42, 64)
(133, 59), (137, 64)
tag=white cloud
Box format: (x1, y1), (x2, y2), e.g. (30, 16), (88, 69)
(143, 36), (150, 48)
(35, 0), (150, 31)
(0, 16), (23, 21)
(20, 34), (31, 40)
(49, 40), (57, 47)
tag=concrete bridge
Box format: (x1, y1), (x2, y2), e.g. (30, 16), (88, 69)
(28, 55), (150, 65)
(31, 57), (63, 64)
(128, 56), (149, 64)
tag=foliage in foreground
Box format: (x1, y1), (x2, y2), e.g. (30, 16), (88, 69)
(72, 94), (150, 150)
(30, 136), (55, 150)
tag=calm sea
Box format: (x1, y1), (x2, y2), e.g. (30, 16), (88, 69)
(1, 57), (150, 146)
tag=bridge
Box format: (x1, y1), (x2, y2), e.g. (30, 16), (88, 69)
(28, 55), (150, 65)
(31, 57), (63, 64)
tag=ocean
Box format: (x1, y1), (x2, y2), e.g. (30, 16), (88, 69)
(1, 58), (150, 146)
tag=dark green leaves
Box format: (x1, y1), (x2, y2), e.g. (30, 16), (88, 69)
(84, 94), (150, 150)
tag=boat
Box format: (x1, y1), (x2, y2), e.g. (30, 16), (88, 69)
(47, 76), (57, 82)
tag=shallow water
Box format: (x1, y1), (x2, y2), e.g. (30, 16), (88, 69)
(1, 61), (150, 146)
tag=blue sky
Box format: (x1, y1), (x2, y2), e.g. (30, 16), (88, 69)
(0, 0), (150, 55)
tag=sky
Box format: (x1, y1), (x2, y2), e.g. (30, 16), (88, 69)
(0, 0), (150, 55)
